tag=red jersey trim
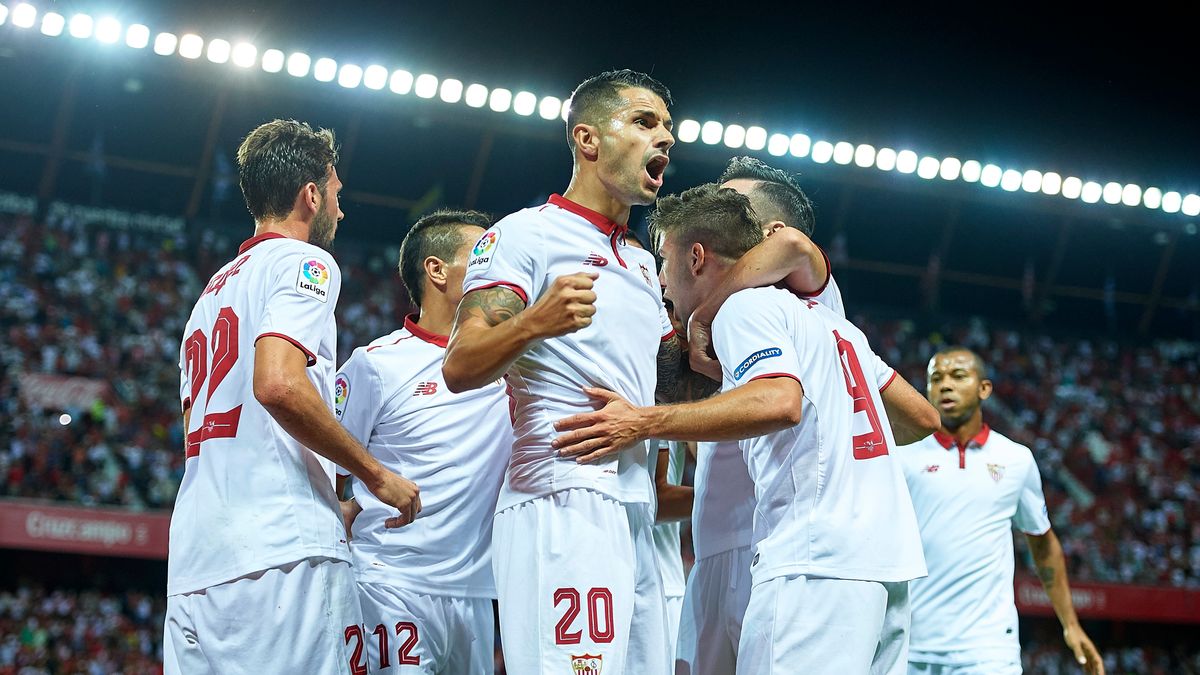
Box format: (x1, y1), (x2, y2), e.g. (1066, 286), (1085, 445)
(789, 246), (833, 299)
(880, 370), (899, 392)
(469, 281), (530, 305)
(661, 328), (677, 342)
(256, 332), (317, 367)
(238, 231), (287, 254)
(748, 372), (802, 386)
(932, 423), (991, 451)
(404, 314), (449, 348)
(548, 194), (628, 237)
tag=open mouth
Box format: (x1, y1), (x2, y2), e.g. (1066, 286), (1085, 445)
(939, 398), (956, 410)
(645, 155), (669, 188)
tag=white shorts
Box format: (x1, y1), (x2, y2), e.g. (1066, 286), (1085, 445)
(674, 545), (753, 675)
(164, 557), (362, 675)
(664, 592), (684, 663)
(908, 660), (1022, 675)
(355, 582), (494, 675)
(737, 575), (910, 675)
(493, 488), (669, 675)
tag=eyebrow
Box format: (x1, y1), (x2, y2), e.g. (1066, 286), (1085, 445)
(631, 109), (672, 128)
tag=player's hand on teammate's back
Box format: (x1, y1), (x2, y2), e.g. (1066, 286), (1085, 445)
(369, 472), (422, 528)
(339, 498), (363, 540)
(526, 272), (599, 338)
(685, 315), (722, 382)
(553, 387), (647, 463)
(1064, 624), (1105, 675)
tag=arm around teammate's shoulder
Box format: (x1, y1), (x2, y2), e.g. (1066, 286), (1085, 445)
(880, 374), (940, 445)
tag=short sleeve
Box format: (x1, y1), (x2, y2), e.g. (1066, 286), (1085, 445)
(332, 351), (383, 478)
(257, 250), (341, 366)
(711, 290), (802, 388)
(462, 221), (538, 305)
(1014, 454), (1052, 535)
(659, 302), (676, 341)
(874, 352), (899, 392)
(811, 273), (846, 319)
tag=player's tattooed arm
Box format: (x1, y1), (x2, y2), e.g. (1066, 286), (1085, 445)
(655, 334), (683, 403)
(1026, 530), (1106, 675)
(459, 286), (526, 327)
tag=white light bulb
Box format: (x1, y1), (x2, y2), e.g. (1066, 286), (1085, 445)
(286, 53), (311, 77)
(390, 69), (414, 94)
(178, 34), (203, 59)
(313, 58), (337, 83)
(939, 157), (962, 181)
(1182, 194), (1200, 217)
(464, 83), (488, 107)
(95, 17), (120, 43)
(676, 120), (700, 143)
(231, 42), (257, 68)
(125, 24), (149, 49)
(745, 126), (767, 151)
(1102, 181), (1122, 205)
(1061, 177), (1082, 199)
(12, 3), (35, 28)
(206, 38), (231, 64)
(262, 49), (285, 73)
(414, 74), (438, 98)
(875, 148), (897, 171)
(811, 141), (834, 164)
(980, 164), (1002, 187)
(488, 88), (512, 112)
(538, 95), (562, 120)
(513, 91), (537, 116)
(723, 124), (746, 149)
(832, 142), (854, 165)
(153, 32), (177, 56)
(700, 121), (723, 145)
(1141, 187), (1162, 210)
(363, 65), (388, 90)
(1040, 172), (1062, 195)
(1121, 184), (1141, 207)
(960, 160), (982, 183)
(789, 134), (811, 158)
(917, 156), (940, 179)
(337, 64), (363, 88)
(854, 144), (876, 168)
(0, 5), (9, 26)
(440, 78), (464, 103)
(68, 13), (93, 39)
(895, 150), (918, 174)
(40, 12), (64, 36)
(1161, 191), (1182, 213)
(58, 413), (71, 426)
(1020, 169), (1042, 193)
(1081, 181), (1103, 203)
(767, 133), (789, 156)
(1000, 169), (1022, 192)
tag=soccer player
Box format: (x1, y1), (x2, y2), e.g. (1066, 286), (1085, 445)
(553, 184), (939, 674)
(335, 209), (511, 675)
(165, 119), (420, 675)
(900, 348), (1105, 675)
(442, 69), (680, 674)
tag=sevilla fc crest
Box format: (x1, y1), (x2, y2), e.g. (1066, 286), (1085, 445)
(571, 654), (603, 674)
(987, 463), (1005, 482)
(639, 263), (653, 286)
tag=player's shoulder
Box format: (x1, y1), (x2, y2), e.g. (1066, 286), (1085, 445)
(721, 286), (796, 316)
(983, 427), (1036, 461)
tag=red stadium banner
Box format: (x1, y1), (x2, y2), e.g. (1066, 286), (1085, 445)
(1016, 575), (1200, 624)
(0, 499), (169, 560)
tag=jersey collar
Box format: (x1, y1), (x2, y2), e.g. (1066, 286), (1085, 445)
(933, 424), (991, 451)
(238, 231), (288, 254)
(548, 194), (628, 237)
(404, 314), (449, 348)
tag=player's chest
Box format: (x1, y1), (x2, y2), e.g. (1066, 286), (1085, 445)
(380, 371), (507, 436)
(910, 451), (1021, 505)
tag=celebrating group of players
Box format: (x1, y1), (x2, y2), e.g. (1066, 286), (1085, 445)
(166, 69), (1107, 674)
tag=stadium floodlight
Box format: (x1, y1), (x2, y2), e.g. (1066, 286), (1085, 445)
(811, 141), (834, 164)
(338, 64), (363, 88)
(95, 17), (120, 43)
(723, 124), (746, 149)
(1080, 181), (1103, 203)
(125, 24), (149, 48)
(414, 73), (438, 98)
(789, 134), (811, 158)
(960, 160), (982, 183)
(313, 58), (337, 82)
(513, 91), (537, 116)
(1101, 181), (1122, 205)
(389, 69), (414, 94)
(895, 150), (918, 174)
(0, 4), (8, 26)
(363, 65), (388, 90)
(677, 120), (701, 143)
(1000, 169), (1022, 192)
(153, 32), (177, 56)
(701, 121), (723, 145)
(916, 156), (940, 179)
(1183, 194), (1200, 217)
(1061, 176), (1082, 199)
(854, 144), (876, 168)
(286, 52), (311, 77)
(261, 49), (284, 73)
(40, 12), (64, 36)
(488, 87), (512, 112)
(980, 164), (1002, 187)
(832, 142), (854, 165)
(68, 13), (93, 39)
(767, 133), (789, 156)
(464, 83), (488, 108)
(939, 157), (962, 181)
(11, 3), (34, 28)
(440, 78), (464, 103)
(1142, 187), (1162, 210)
(1020, 170), (1041, 193)
(1120, 184), (1141, 207)
(745, 126), (767, 151)
(538, 95), (561, 120)
(178, 34), (203, 59)
(875, 147), (897, 171)
(1161, 191), (1182, 213)
(231, 42), (257, 68)
(206, 38), (231, 64)
(560, 99), (570, 121)
(1040, 171), (1062, 195)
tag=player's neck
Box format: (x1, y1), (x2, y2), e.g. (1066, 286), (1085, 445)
(944, 410), (985, 446)
(562, 177), (631, 227)
(413, 301), (455, 339)
(253, 217), (309, 243)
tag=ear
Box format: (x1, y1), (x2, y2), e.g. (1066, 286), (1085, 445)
(573, 123), (601, 162)
(688, 242), (706, 277)
(296, 182), (321, 219)
(978, 378), (994, 402)
(763, 221), (787, 237)
(424, 256), (448, 294)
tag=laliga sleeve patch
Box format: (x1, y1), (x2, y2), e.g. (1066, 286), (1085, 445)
(333, 373), (350, 420)
(467, 230), (500, 270)
(734, 347), (783, 380)
(296, 257), (332, 303)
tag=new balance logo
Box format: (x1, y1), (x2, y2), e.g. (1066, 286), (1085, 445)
(583, 253), (608, 267)
(923, 465), (940, 473)
(413, 382), (438, 396)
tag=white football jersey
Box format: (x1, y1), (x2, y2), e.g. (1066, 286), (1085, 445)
(335, 317), (511, 597)
(899, 427), (1052, 665)
(649, 440), (687, 597)
(171, 233), (348, 596)
(461, 194), (675, 510)
(691, 274), (845, 561)
(711, 287), (926, 585)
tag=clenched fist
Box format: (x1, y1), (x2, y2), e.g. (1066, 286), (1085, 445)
(369, 471), (422, 528)
(525, 272), (599, 338)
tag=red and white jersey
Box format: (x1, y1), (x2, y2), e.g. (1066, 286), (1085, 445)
(461, 194), (675, 510)
(335, 316), (511, 598)
(691, 274), (845, 561)
(898, 426), (1052, 664)
(171, 233), (347, 596)
(711, 287), (926, 585)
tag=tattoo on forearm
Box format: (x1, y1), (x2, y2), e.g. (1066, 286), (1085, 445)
(455, 287), (526, 328)
(1037, 565), (1056, 587)
(655, 336), (683, 403)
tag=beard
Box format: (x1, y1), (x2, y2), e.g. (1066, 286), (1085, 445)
(308, 209), (336, 252)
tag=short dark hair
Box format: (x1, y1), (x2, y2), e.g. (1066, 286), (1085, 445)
(236, 119), (338, 222)
(566, 69), (673, 152)
(719, 156), (815, 236)
(398, 209), (492, 306)
(648, 183), (762, 261)
(933, 346), (990, 380)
